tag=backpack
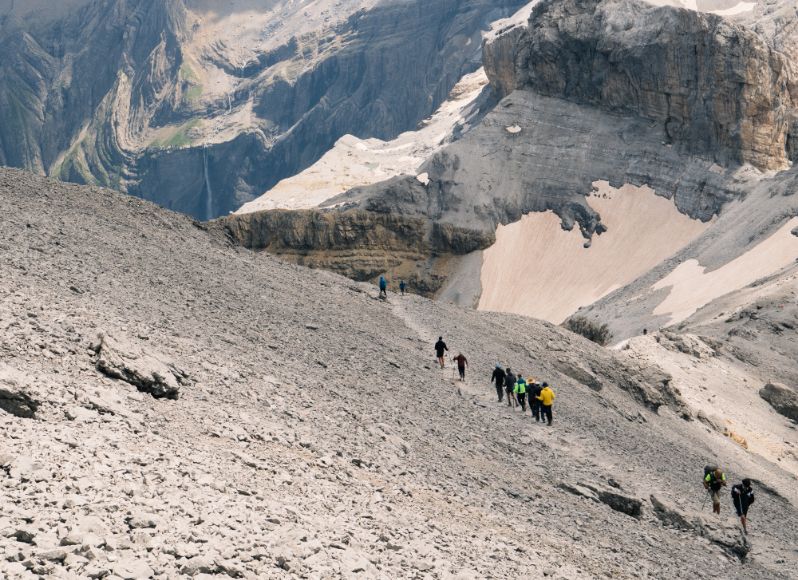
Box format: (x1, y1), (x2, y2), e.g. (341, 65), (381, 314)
(704, 465), (718, 480)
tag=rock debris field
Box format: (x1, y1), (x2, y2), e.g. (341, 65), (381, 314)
(1, 168), (797, 578)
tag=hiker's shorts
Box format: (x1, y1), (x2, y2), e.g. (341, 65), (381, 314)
(733, 497), (748, 517)
(711, 490), (721, 505)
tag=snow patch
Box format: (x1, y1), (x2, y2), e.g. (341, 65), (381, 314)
(478, 182), (710, 323)
(237, 69), (489, 213)
(652, 217), (798, 326)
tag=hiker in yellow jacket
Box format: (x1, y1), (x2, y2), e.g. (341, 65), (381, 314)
(537, 382), (555, 426)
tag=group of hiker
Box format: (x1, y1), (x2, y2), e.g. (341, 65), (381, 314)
(491, 364), (555, 425)
(435, 337), (469, 381)
(703, 466), (756, 534)
(434, 337), (556, 426)
(390, 278), (760, 535)
(378, 276), (406, 299)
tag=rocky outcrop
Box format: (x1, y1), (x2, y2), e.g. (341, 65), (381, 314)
(334, 80), (747, 241)
(94, 333), (187, 400)
(484, 0), (797, 171)
(335, 0), (795, 246)
(759, 382), (798, 422)
(554, 359), (604, 392)
(0, 0), (186, 180)
(214, 209), (494, 296)
(0, 364), (39, 418)
(559, 482), (643, 518)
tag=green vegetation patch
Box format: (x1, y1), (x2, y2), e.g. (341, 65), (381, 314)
(179, 62), (198, 83)
(563, 316), (613, 346)
(179, 62), (203, 102)
(150, 119), (201, 149)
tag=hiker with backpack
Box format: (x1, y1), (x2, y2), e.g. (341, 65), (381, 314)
(504, 368), (517, 408)
(529, 382), (543, 421)
(537, 382), (555, 425)
(703, 466), (727, 514)
(514, 374), (527, 412)
(434, 337), (448, 369)
(378, 275), (388, 298)
(452, 353), (468, 381)
(491, 364), (506, 402)
(399, 280), (406, 295)
(731, 478), (755, 533)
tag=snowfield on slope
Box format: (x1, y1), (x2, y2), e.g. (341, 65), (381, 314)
(651, 218), (798, 326)
(478, 182), (710, 323)
(236, 70), (489, 213)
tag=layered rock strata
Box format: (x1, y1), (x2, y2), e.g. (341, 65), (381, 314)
(214, 209), (495, 296)
(0, 0), (528, 218)
(484, 0), (798, 170)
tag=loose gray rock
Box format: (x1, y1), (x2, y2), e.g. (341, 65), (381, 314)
(11, 529), (36, 544)
(113, 557), (154, 579)
(181, 555), (222, 576)
(596, 490), (643, 519)
(96, 333), (186, 400)
(554, 360), (603, 391)
(39, 548), (68, 563)
(759, 382), (798, 422)
(2, 166), (798, 578)
(126, 514), (158, 530)
(0, 364), (39, 418)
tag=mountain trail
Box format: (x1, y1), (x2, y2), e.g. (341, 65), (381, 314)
(2, 169), (798, 578)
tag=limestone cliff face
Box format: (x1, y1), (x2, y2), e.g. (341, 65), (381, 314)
(0, 0), (528, 219)
(214, 210), (494, 296)
(483, 0), (797, 171)
(0, 0), (186, 179)
(332, 0), (797, 243)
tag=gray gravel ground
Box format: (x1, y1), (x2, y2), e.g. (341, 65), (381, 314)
(1, 168), (797, 579)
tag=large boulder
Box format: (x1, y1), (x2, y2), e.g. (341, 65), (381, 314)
(0, 364), (39, 418)
(559, 482), (643, 518)
(759, 382), (798, 422)
(650, 495), (695, 532)
(554, 358), (603, 391)
(94, 333), (187, 400)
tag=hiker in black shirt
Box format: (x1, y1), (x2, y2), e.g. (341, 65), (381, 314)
(434, 337), (448, 369)
(491, 365), (506, 402)
(731, 479), (755, 534)
(504, 369), (516, 408)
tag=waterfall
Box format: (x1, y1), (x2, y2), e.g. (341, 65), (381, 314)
(203, 147), (213, 220)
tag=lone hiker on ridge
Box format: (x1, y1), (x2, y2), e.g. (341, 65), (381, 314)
(452, 353), (468, 381)
(704, 467), (727, 515)
(400, 280), (406, 295)
(537, 382), (555, 426)
(491, 364), (506, 402)
(434, 337), (448, 369)
(731, 478), (755, 533)
(379, 275), (388, 298)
